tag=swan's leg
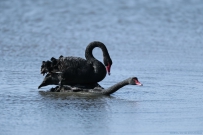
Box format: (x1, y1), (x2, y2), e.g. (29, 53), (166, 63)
(58, 77), (68, 91)
(58, 79), (63, 90)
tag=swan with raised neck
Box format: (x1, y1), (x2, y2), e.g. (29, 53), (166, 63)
(40, 41), (112, 85)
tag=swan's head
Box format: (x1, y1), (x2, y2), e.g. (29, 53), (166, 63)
(129, 77), (143, 86)
(104, 56), (112, 75)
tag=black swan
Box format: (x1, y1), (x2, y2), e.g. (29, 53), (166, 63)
(38, 74), (142, 95)
(40, 41), (112, 86)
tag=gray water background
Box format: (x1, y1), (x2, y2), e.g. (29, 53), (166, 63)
(0, 0), (203, 135)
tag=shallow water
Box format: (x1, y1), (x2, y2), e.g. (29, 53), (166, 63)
(0, 0), (203, 135)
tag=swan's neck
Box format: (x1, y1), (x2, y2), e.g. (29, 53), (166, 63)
(85, 41), (109, 61)
(85, 42), (108, 80)
(102, 79), (129, 95)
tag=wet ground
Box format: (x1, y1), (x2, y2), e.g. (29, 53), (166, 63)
(0, 0), (203, 135)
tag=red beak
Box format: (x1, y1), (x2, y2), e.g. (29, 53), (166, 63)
(135, 79), (143, 86)
(106, 63), (111, 75)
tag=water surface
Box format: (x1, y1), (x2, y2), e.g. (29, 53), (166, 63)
(0, 0), (203, 135)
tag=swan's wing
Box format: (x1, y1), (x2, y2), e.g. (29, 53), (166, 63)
(57, 56), (94, 81)
(58, 56), (92, 71)
(40, 56), (94, 79)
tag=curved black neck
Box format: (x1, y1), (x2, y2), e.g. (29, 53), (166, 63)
(84, 41), (109, 82)
(102, 79), (129, 95)
(85, 41), (109, 61)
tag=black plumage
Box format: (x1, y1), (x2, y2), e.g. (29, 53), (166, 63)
(40, 41), (112, 86)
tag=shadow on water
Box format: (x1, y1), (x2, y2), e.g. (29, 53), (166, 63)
(38, 88), (140, 102)
(38, 89), (138, 111)
(38, 90), (112, 99)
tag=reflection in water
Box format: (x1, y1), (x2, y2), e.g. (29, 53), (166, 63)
(37, 92), (112, 135)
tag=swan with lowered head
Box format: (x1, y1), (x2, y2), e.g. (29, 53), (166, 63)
(38, 73), (142, 95)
